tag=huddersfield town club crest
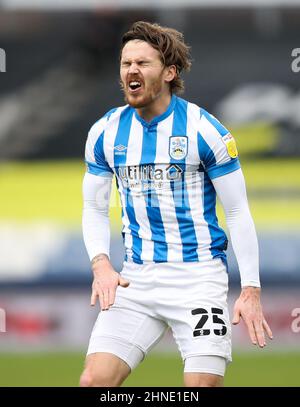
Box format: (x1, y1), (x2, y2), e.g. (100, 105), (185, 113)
(169, 136), (188, 160)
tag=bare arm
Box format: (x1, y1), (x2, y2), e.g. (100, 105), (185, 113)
(212, 169), (273, 347)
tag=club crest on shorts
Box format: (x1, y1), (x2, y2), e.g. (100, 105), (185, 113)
(169, 136), (188, 160)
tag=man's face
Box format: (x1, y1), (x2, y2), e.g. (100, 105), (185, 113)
(120, 40), (169, 108)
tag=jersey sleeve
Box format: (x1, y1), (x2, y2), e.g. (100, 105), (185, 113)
(198, 108), (240, 179)
(85, 116), (114, 178)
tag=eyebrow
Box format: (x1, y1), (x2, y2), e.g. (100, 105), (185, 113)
(121, 57), (153, 63)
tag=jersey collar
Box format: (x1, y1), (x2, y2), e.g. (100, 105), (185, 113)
(134, 94), (177, 127)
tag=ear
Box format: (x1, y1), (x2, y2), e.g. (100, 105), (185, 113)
(164, 65), (177, 83)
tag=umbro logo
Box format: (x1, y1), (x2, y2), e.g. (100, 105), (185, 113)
(114, 144), (127, 152)
(114, 144), (127, 156)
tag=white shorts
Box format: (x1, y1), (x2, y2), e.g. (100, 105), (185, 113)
(87, 258), (232, 375)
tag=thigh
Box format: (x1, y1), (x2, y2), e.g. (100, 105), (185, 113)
(184, 372), (224, 387)
(81, 352), (131, 387)
(157, 259), (232, 364)
(87, 306), (168, 370)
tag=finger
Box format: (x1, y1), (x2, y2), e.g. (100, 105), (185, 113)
(119, 277), (130, 288)
(253, 319), (265, 348)
(98, 292), (104, 310)
(102, 289), (109, 311)
(263, 319), (273, 339)
(108, 287), (116, 307)
(245, 319), (258, 345)
(232, 308), (241, 325)
(90, 290), (97, 306)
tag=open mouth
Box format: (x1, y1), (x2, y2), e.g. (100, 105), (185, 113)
(128, 81), (142, 92)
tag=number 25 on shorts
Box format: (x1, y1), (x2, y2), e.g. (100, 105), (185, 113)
(192, 307), (227, 337)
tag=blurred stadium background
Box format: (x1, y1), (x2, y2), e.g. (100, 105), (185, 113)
(0, 0), (300, 387)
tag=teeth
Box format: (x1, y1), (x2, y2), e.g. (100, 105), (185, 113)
(129, 81), (141, 86)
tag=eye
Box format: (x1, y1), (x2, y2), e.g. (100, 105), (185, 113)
(121, 61), (130, 67)
(138, 61), (149, 66)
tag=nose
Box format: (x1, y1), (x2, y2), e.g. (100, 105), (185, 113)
(128, 63), (139, 74)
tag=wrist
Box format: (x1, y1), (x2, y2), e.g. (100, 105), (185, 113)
(240, 286), (261, 299)
(241, 286), (261, 291)
(91, 253), (110, 268)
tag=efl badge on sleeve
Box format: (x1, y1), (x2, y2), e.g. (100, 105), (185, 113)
(222, 133), (238, 158)
(169, 136), (188, 160)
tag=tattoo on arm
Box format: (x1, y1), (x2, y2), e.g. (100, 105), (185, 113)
(91, 254), (109, 267)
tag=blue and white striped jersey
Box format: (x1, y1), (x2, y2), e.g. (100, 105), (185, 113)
(85, 95), (240, 264)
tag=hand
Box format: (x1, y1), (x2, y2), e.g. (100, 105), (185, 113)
(232, 286), (273, 347)
(90, 254), (130, 311)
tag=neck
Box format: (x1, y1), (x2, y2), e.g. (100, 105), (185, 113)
(136, 92), (172, 123)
